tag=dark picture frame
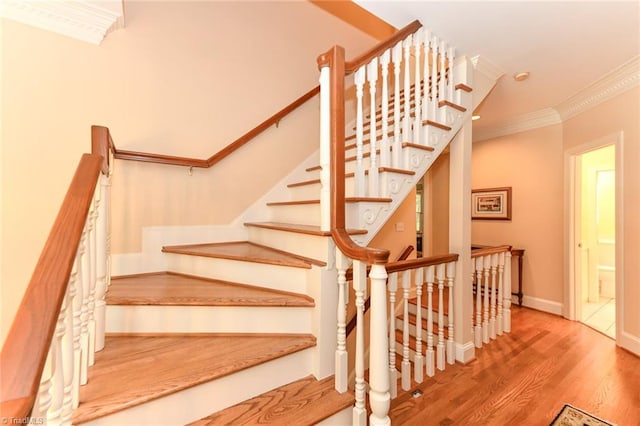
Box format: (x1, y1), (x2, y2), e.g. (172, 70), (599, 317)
(471, 187), (512, 220)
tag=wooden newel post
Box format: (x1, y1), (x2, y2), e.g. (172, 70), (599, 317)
(369, 264), (391, 426)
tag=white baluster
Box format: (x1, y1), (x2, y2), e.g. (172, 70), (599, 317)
(413, 29), (422, 149)
(87, 192), (98, 366)
(496, 252), (505, 336)
(391, 41), (402, 168)
(402, 33), (412, 148)
(367, 58), (379, 197)
(446, 261), (456, 365)
(414, 267), (424, 383)
(354, 66), (366, 198)
(490, 253), (498, 340)
(368, 264), (390, 426)
(47, 292), (68, 424)
(71, 257), (82, 408)
(474, 257), (483, 348)
(436, 263), (445, 371)
(319, 65), (331, 232)
(421, 30), (431, 141)
(388, 272), (398, 399)
(400, 269), (411, 390)
(79, 225), (90, 385)
(504, 251), (513, 333)
(34, 351), (53, 420)
(430, 36), (438, 121)
(439, 41), (446, 108)
(425, 265), (435, 377)
(352, 260), (367, 426)
(94, 173), (110, 352)
(335, 249), (348, 393)
(61, 278), (76, 423)
(482, 255), (490, 344)
(447, 46), (455, 103)
(380, 49), (391, 172)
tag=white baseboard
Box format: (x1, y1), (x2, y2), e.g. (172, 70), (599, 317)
(111, 224), (247, 276)
(620, 330), (640, 357)
(519, 295), (564, 316)
(455, 341), (475, 363)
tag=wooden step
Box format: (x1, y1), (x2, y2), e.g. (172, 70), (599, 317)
(189, 375), (353, 425)
(162, 241), (325, 268)
(107, 271), (314, 307)
(73, 333), (316, 424)
(244, 221), (366, 237)
(409, 286), (451, 316)
(266, 197), (392, 206)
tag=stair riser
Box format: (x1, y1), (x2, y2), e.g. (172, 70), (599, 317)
(247, 227), (331, 262)
(78, 349), (313, 426)
(165, 253), (309, 294)
(106, 305), (312, 334)
(267, 203), (373, 229)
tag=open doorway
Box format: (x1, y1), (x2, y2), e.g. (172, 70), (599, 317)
(568, 135), (622, 339)
(576, 145), (616, 338)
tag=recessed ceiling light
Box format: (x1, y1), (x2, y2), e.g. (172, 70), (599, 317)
(472, 115), (481, 121)
(514, 72), (530, 82)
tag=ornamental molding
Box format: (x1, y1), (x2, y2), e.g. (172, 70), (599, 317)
(471, 55), (505, 82)
(0, 0), (124, 45)
(475, 55), (640, 142)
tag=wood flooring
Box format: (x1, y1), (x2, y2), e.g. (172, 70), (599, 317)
(389, 306), (640, 425)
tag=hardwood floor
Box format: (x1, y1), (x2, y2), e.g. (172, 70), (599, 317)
(389, 306), (640, 425)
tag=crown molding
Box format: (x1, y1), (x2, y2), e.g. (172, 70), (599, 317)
(471, 55), (505, 82)
(555, 55), (640, 121)
(474, 107), (562, 142)
(0, 0), (124, 45)
(475, 55), (639, 141)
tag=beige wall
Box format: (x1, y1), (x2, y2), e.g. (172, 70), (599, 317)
(1, 2), (378, 345)
(472, 125), (565, 304)
(423, 152), (450, 256)
(369, 188), (417, 261)
(563, 86), (640, 338)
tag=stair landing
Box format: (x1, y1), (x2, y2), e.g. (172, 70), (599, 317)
(73, 334), (316, 424)
(189, 375), (353, 425)
(107, 272), (314, 307)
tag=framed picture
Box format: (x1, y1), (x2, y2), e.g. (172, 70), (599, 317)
(471, 187), (512, 220)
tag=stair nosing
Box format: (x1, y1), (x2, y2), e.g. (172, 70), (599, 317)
(244, 221), (367, 236)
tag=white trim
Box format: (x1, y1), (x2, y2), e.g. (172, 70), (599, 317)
(0, 0), (123, 45)
(619, 331), (640, 357)
(455, 341), (475, 364)
(474, 108), (562, 142)
(556, 56), (640, 121)
(475, 56), (639, 140)
(470, 55), (505, 82)
(521, 295), (563, 316)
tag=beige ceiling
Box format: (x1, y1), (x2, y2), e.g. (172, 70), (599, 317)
(354, 1), (640, 138)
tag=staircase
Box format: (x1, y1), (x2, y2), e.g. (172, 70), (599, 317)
(1, 19), (510, 426)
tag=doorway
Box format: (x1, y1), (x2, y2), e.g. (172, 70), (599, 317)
(566, 133), (623, 342)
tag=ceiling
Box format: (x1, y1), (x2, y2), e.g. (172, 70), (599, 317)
(354, 1), (640, 140)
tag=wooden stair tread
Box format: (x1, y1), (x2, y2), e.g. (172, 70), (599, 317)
(409, 286), (450, 314)
(244, 221), (367, 236)
(267, 197), (392, 206)
(106, 272), (314, 307)
(72, 334), (316, 424)
(162, 241), (325, 268)
(188, 375), (353, 425)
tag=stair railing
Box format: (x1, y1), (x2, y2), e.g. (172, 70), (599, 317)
(471, 245), (512, 348)
(0, 126), (114, 424)
(318, 19), (464, 424)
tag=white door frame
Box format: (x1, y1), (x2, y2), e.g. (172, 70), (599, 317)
(563, 131), (624, 343)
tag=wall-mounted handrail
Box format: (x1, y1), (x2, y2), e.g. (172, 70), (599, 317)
(112, 86), (320, 168)
(0, 154), (104, 420)
(471, 245), (512, 258)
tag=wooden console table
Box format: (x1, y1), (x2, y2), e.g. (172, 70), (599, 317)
(472, 245), (525, 306)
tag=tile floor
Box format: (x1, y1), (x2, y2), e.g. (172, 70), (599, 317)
(581, 297), (615, 339)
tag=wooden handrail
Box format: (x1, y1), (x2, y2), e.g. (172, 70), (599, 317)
(0, 153), (104, 420)
(471, 245), (512, 258)
(91, 125), (115, 175)
(395, 245), (415, 262)
(111, 86), (320, 169)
